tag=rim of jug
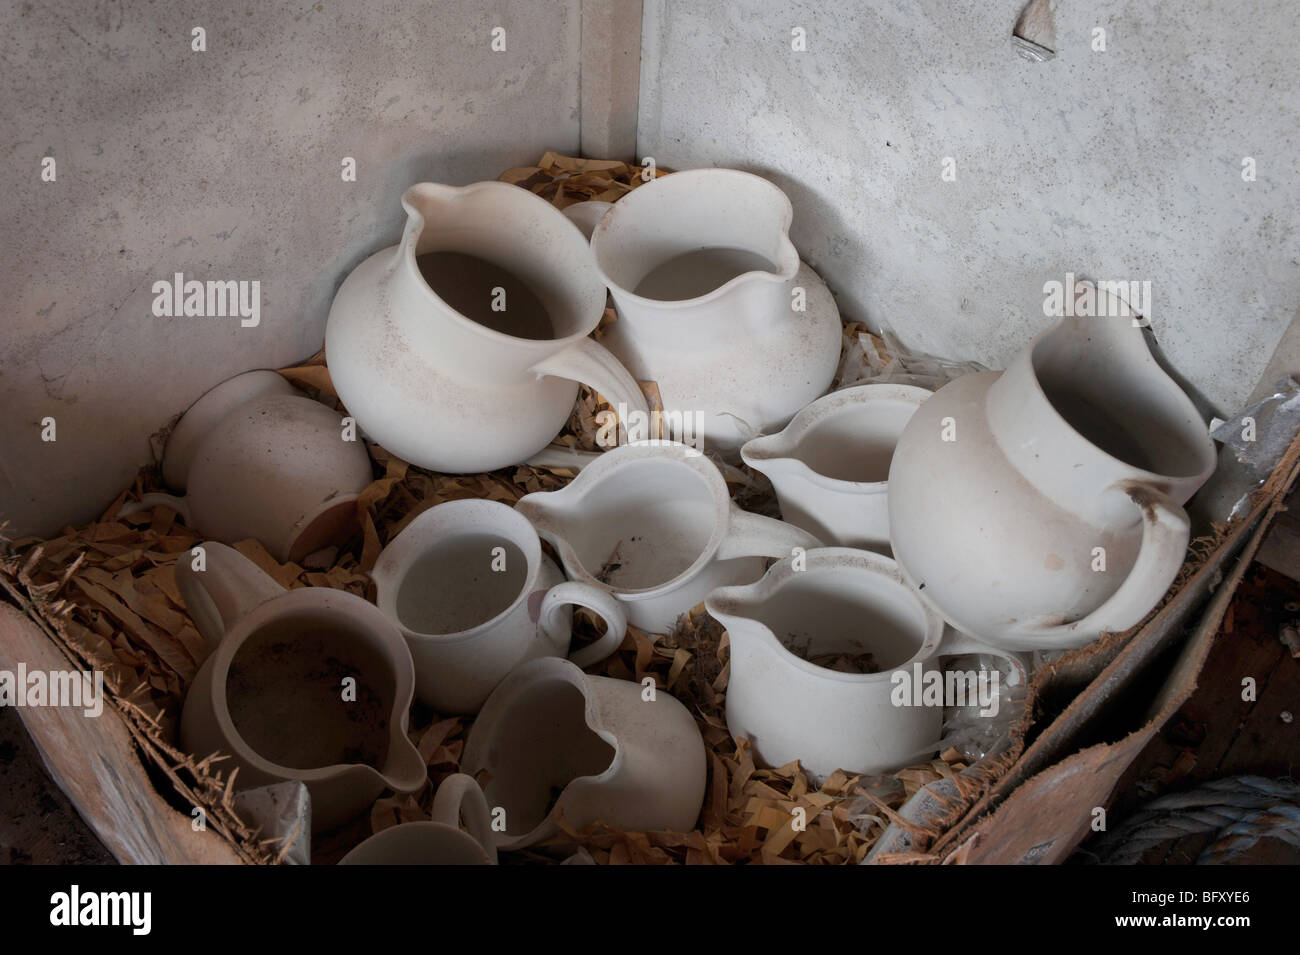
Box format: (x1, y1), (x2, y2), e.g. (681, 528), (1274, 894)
(206, 587), (418, 785)
(589, 168), (801, 310)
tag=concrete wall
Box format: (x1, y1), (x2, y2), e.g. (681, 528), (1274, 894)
(637, 0), (1300, 417)
(0, 0), (580, 536)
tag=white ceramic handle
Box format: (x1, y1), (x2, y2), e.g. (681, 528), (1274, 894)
(1020, 482), (1190, 643)
(174, 541), (286, 653)
(530, 336), (650, 422)
(430, 773), (499, 864)
(119, 491), (194, 525)
(715, 506), (823, 561)
(935, 627), (1027, 688)
(539, 581), (628, 669)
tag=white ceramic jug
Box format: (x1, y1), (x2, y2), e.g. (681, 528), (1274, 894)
(177, 542), (427, 832)
(124, 389), (373, 564)
(589, 169), (842, 451)
(325, 181), (648, 473)
(741, 384), (930, 551)
(515, 441), (822, 633)
(888, 287), (1217, 650)
(461, 657), (707, 850)
(706, 547), (1023, 780)
(338, 774), (498, 865)
(371, 499), (628, 714)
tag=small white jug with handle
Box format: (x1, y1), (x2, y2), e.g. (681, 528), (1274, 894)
(516, 441), (822, 633)
(370, 499), (628, 715)
(707, 547), (1025, 781)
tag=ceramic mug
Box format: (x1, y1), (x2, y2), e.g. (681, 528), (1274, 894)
(371, 499), (628, 714)
(516, 441), (823, 633)
(706, 547), (1025, 781)
(338, 774), (498, 865)
(461, 657), (707, 850)
(125, 390), (373, 564)
(177, 542), (427, 832)
(741, 384), (931, 552)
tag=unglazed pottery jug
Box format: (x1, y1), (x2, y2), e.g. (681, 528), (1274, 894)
(741, 384), (930, 551)
(461, 657), (707, 850)
(325, 181), (648, 473)
(706, 548), (1023, 780)
(888, 288), (1217, 651)
(177, 543), (426, 832)
(589, 169), (842, 451)
(125, 389), (373, 564)
(516, 441), (822, 633)
(371, 499), (628, 714)
(338, 774), (498, 865)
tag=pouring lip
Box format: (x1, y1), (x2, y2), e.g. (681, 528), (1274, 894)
(370, 498), (545, 645)
(704, 546), (947, 684)
(205, 587), (422, 787)
(397, 180), (608, 352)
(516, 441), (734, 601)
(740, 383), (931, 493)
(589, 168), (801, 311)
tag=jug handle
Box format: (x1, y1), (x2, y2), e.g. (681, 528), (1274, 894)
(118, 491), (194, 525)
(715, 505), (824, 561)
(530, 337), (650, 424)
(430, 773), (499, 864)
(538, 581), (629, 669)
(1019, 482), (1190, 643)
(174, 541), (287, 654)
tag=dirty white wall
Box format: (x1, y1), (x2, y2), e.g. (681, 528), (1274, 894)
(1, 0), (580, 536)
(637, 0), (1300, 417)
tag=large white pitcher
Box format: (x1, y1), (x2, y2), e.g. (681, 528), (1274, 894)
(588, 169), (842, 452)
(888, 284), (1218, 650)
(325, 181), (648, 473)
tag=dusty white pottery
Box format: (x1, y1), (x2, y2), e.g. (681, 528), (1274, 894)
(125, 392), (373, 564)
(591, 169), (842, 452)
(461, 657), (707, 850)
(161, 369), (297, 491)
(888, 286), (1217, 650)
(706, 547), (1023, 780)
(177, 542), (427, 832)
(338, 774), (498, 865)
(325, 181), (648, 473)
(371, 499), (628, 714)
(515, 441), (822, 633)
(741, 384), (931, 551)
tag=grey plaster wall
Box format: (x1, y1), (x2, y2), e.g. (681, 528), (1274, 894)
(1, 0), (580, 536)
(638, 0), (1300, 417)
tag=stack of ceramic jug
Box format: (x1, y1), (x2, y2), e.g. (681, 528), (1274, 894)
(151, 168), (1217, 862)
